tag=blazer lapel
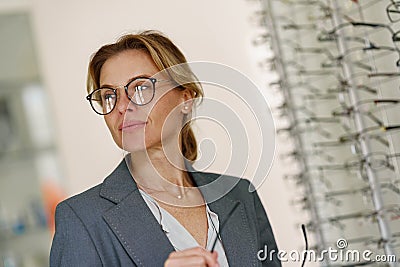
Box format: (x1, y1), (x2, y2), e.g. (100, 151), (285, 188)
(189, 168), (258, 267)
(99, 159), (257, 266)
(100, 160), (175, 266)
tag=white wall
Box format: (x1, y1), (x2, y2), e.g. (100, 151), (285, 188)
(28, 0), (305, 265)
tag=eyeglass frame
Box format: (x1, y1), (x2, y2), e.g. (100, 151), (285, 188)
(331, 98), (400, 128)
(319, 21), (400, 67)
(86, 76), (172, 115)
(321, 43), (398, 72)
(387, 1), (400, 23)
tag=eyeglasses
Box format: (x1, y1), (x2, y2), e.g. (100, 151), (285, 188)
(291, 42), (395, 73)
(86, 77), (171, 115)
(277, 121), (339, 140)
(328, 84), (378, 95)
(307, 152), (400, 185)
(322, 44), (400, 72)
(305, 204), (400, 232)
(332, 99), (400, 127)
(319, 21), (400, 67)
(387, 1), (400, 23)
(281, 148), (336, 163)
(309, 230), (400, 252)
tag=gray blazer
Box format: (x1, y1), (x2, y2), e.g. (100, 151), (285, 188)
(50, 159), (281, 267)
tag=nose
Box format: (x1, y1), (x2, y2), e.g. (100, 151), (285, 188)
(116, 89), (137, 114)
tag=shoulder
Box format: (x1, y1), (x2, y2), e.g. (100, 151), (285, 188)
(194, 170), (257, 201)
(55, 159), (134, 223)
(59, 183), (103, 209)
(55, 183), (110, 228)
(197, 169), (255, 188)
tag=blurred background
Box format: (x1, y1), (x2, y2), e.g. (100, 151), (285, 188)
(1, 0), (296, 266)
(1, 0), (399, 266)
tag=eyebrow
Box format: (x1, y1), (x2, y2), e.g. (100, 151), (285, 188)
(99, 74), (153, 88)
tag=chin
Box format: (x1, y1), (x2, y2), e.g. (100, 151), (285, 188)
(117, 129), (144, 150)
(115, 129), (164, 154)
(121, 136), (147, 153)
(121, 142), (146, 153)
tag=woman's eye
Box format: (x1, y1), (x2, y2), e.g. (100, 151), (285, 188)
(136, 85), (150, 91)
(104, 94), (116, 101)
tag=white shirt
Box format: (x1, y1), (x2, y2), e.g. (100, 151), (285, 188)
(139, 189), (230, 266)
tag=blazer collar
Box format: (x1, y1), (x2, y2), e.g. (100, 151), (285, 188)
(99, 158), (205, 203)
(99, 159), (138, 204)
(100, 159), (258, 266)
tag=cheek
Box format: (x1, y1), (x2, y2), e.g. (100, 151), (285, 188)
(104, 114), (117, 133)
(104, 116), (112, 131)
(104, 114), (122, 145)
(147, 94), (184, 136)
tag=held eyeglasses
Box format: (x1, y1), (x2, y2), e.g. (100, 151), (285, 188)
(86, 76), (171, 115)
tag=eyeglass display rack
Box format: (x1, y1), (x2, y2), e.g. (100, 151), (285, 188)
(254, 0), (400, 266)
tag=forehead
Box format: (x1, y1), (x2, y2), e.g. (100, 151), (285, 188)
(99, 49), (160, 87)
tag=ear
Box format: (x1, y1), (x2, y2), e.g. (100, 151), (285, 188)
(181, 88), (194, 114)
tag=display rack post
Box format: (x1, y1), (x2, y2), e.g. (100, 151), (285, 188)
(263, 1), (329, 264)
(328, 0), (397, 265)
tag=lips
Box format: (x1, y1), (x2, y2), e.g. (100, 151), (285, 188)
(119, 120), (147, 131)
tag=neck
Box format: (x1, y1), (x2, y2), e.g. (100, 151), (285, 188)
(128, 146), (194, 195)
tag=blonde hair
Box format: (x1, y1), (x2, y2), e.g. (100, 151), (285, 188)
(87, 30), (203, 161)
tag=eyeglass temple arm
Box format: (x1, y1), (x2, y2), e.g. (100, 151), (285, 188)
(301, 224), (308, 267)
(210, 202), (240, 252)
(325, 21), (390, 37)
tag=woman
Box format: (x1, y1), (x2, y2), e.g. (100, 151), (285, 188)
(50, 30), (280, 267)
